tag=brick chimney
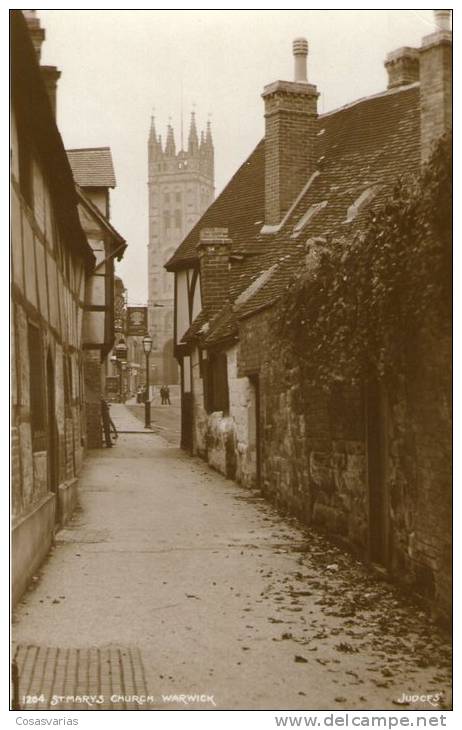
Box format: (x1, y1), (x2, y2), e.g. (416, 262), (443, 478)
(384, 47), (420, 89)
(419, 10), (452, 164)
(23, 10), (61, 120)
(40, 66), (61, 119)
(262, 38), (319, 227)
(197, 228), (231, 310)
(22, 10), (45, 60)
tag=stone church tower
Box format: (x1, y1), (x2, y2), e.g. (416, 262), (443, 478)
(147, 113), (214, 384)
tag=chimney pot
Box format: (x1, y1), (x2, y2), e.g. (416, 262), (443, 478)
(434, 10), (451, 31)
(293, 37), (308, 82)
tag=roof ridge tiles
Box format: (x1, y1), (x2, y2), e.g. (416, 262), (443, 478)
(66, 146), (112, 152)
(319, 81), (420, 120)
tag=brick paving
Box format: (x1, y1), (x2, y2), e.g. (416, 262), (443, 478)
(12, 645), (149, 710)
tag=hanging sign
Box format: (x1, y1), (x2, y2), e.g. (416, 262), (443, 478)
(126, 307), (148, 336)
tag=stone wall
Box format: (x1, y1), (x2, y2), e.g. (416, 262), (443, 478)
(387, 334), (452, 616)
(257, 347), (368, 554)
(238, 304), (451, 619)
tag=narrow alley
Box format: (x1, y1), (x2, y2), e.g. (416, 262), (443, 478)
(12, 406), (451, 712)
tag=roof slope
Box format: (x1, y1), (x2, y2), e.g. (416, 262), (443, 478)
(67, 147), (116, 188)
(166, 140), (265, 270)
(172, 82), (421, 347)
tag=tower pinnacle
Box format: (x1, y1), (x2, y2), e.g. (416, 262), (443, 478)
(205, 118), (213, 147)
(148, 114), (162, 158)
(188, 111), (199, 155)
(165, 122), (176, 156)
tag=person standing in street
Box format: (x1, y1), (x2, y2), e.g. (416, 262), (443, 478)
(165, 385), (171, 405)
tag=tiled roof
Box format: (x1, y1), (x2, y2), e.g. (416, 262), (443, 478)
(181, 310), (210, 344)
(165, 140), (265, 270)
(202, 306), (238, 347)
(173, 83), (421, 347)
(236, 83), (421, 322)
(66, 147), (116, 188)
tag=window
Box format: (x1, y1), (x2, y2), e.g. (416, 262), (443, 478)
(64, 355), (72, 417)
(28, 323), (46, 451)
(175, 192), (182, 204)
(174, 209), (182, 229)
(235, 264), (278, 306)
(292, 200), (328, 237)
(204, 351), (229, 413)
(18, 133), (33, 209)
(163, 192), (170, 205)
(163, 211), (171, 230)
(345, 186), (380, 223)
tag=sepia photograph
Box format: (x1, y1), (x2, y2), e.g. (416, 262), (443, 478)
(9, 7), (452, 721)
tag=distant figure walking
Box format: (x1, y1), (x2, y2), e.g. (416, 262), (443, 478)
(160, 385), (171, 405)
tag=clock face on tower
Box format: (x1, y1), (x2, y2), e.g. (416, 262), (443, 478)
(147, 112), (214, 384)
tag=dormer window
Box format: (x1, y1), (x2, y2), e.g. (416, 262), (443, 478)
(235, 264), (278, 306)
(292, 200), (328, 237)
(345, 186), (380, 223)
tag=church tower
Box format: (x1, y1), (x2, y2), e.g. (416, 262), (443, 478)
(147, 112), (214, 384)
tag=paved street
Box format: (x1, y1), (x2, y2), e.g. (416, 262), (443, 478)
(12, 406), (451, 711)
(125, 402), (181, 446)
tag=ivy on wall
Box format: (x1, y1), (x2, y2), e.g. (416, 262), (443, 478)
(276, 134), (452, 387)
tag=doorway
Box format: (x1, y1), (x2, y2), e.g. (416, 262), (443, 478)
(366, 380), (389, 567)
(249, 375), (261, 489)
(180, 356), (193, 452)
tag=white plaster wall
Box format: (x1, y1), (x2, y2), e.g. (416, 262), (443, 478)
(191, 344), (257, 487)
(192, 276), (202, 320)
(191, 347), (207, 456)
(176, 270), (189, 344)
(227, 346), (256, 488)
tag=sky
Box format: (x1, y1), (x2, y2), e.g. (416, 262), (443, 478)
(37, 9), (437, 304)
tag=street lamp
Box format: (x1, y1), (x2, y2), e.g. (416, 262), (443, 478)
(142, 334), (153, 429)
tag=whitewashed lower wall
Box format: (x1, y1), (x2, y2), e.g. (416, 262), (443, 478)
(191, 345), (257, 488)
